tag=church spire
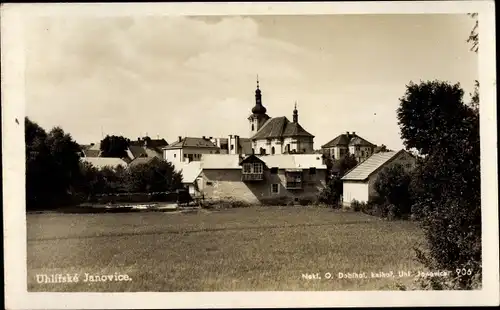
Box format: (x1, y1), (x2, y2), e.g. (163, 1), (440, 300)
(293, 101), (298, 123)
(252, 75), (267, 114)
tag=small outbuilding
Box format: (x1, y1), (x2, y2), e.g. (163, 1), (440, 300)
(341, 150), (416, 207)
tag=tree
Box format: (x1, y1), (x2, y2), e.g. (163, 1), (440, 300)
(25, 118), (83, 209)
(397, 80), (480, 289)
(25, 118), (52, 208)
(127, 160), (182, 193)
(373, 164), (412, 218)
(467, 13), (479, 53)
(332, 154), (358, 177)
(374, 144), (391, 153)
(100, 135), (130, 158)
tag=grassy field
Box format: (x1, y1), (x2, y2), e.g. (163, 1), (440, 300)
(27, 206), (425, 291)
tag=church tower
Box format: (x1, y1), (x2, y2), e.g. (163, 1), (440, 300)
(248, 76), (270, 137)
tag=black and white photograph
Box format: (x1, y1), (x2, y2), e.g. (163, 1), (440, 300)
(2, 1), (498, 309)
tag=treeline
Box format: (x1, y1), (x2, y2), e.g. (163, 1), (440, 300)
(25, 118), (183, 210)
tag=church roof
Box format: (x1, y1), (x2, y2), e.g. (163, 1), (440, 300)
(250, 117), (314, 140)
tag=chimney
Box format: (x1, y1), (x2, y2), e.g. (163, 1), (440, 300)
(202, 136), (206, 140)
(209, 136), (213, 140)
(229, 134), (233, 139)
(178, 136), (182, 142)
(352, 131), (356, 135)
(346, 131), (349, 135)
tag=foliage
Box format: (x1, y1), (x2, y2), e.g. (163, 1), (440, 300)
(318, 176), (342, 207)
(466, 13), (479, 53)
(397, 80), (481, 289)
(100, 135), (130, 158)
(374, 144), (391, 153)
(25, 118), (82, 209)
(373, 164), (413, 218)
(332, 154), (358, 176)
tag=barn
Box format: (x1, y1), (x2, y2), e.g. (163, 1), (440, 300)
(341, 150), (416, 207)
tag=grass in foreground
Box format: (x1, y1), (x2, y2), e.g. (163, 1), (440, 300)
(27, 206), (424, 291)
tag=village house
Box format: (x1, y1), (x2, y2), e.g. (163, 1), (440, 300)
(248, 79), (315, 155)
(321, 131), (376, 163)
(341, 150), (417, 207)
(162, 136), (221, 167)
(179, 154), (327, 204)
(126, 137), (168, 161)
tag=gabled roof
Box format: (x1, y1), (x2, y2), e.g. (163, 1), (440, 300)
(176, 162), (202, 184)
(251, 117), (314, 140)
(81, 157), (127, 169)
(348, 136), (376, 147)
(128, 145), (148, 158)
(322, 133), (375, 148)
(239, 154), (266, 165)
(341, 150), (406, 181)
(128, 156), (161, 168)
(164, 137), (219, 150)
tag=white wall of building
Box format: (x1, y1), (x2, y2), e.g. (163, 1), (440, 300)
(342, 182), (369, 206)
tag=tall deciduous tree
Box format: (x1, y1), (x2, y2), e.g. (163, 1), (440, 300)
(100, 135), (130, 158)
(397, 81), (480, 289)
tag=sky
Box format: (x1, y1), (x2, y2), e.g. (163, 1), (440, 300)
(24, 14), (478, 150)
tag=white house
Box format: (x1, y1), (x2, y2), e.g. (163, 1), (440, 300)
(176, 161), (202, 197)
(341, 150), (417, 207)
(162, 136), (220, 168)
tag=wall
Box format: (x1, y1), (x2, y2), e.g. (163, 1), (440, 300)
(164, 147), (220, 169)
(198, 168), (327, 204)
(342, 181), (369, 206)
(252, 137), (314, 155)
(164, 149), (183, 167)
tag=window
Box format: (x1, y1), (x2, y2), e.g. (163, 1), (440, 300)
(270, 167), (278, 174)
(174, 154), (176, 158)
(206, 181), (213, 186)
(271, 146), (275, 154)
(252, 124), (254, 131)
(243, 163), (252, 173)
(271, 183), (279, 194)
(302, 149), (306, 153)
(253, 163), (263, 174)
(252, 148), (255, 154)
(184, 154), (187, 158)
(231, 144), (234, 150)
(260, 148), (266, 155)
(361, 150), (365, 157)
(309, 168), (316, 175)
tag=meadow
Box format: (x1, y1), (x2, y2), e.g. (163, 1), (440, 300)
(27, 206), (425, 291)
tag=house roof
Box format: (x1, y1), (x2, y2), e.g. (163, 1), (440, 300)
(129, 138), (168, 148)
(163, 137), (219, 150)
(128, 156), (160, 168)
(79, 143), (101, 157)
(176, 162), (202, 184)
(341, 150), (403, 181)
(257, 154), (327, 169)
(128, 145), (148, 158)
(322, 133), (375, 148)
(81, 157), (128, 169)
(348, 136), (376, 147)
(200, 154), (242, 169)
(250, 117), (314, 140)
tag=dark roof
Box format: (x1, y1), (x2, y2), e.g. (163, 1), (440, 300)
(349, 136), (375, 147)
(128, 145), (147, 158)
(321, 133), (374, 148)
(130, 138), (168, 148)
(251, 117), (314, 140)
(128, 156), (161, 168)
(163, 137), (219, 150)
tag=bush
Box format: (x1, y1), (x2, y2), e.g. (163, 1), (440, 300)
(260, 197), (291, 206)
(374, 164), (413, 218)
(317, 176), (342, 207)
